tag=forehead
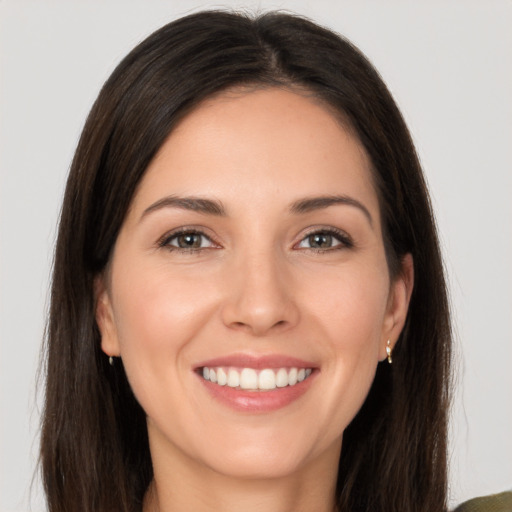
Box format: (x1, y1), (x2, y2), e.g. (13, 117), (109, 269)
(128, 87), (379, 221)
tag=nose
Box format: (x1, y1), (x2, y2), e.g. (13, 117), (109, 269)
(220, 250), (300, 337)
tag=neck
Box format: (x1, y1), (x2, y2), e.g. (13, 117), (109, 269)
(143, 438), (340, 512)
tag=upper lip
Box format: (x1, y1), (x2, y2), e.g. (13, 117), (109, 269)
(194, 353), (318, 370)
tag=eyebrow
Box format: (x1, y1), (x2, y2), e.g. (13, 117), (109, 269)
(289, 195), (373, 226)
(140, 193), (372, 226)
(141, 196), (226, 220)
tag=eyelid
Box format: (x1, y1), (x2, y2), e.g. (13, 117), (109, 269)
(155, 225), (353, 252)
(157, 226), (220, 251)
(294, 226), (354, 251)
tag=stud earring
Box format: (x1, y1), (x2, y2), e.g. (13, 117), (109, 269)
(109, 356), (114, 366)
(386, 340), (393, 364)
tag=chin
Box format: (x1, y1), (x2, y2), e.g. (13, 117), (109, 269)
(191, 427), (337, 481)
(204, 449), (310, 480)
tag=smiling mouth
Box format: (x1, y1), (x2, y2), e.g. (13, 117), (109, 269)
(200, 366), (313, 391)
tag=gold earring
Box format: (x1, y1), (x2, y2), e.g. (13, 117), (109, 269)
(109, 356), (114, 366)
(386, 340), (393, 364)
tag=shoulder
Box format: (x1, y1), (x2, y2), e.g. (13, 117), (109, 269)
(453, 491), (512, 512)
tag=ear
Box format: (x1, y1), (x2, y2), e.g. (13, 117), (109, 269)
(94, 275), (121, 357)
(379, 253), (414, 361)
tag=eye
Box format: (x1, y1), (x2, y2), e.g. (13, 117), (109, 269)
(296, 229), (353, 251)
(159, 230), (216, 251)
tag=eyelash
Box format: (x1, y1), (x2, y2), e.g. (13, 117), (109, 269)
(157, 228), (218, 253)
(157, 227), (354, 253)
(296, 227), (354, 252)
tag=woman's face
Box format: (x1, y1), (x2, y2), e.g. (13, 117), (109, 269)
(96, 88), (412, 480)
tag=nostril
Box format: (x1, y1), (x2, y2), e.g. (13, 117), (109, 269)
(221, 291), (300, 336)
(228, 319), (288, 334)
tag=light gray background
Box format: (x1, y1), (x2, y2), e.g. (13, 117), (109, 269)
(1, 1), (511, 511)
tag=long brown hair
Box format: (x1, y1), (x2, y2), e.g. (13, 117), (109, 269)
(40, 10), (452, 512)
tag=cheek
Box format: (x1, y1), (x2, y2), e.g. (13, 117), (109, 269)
(303, 262), (389, 425)
(108, 259), (220, 403)
(112, 258), (213, 345)
(307, 261), (390, 349)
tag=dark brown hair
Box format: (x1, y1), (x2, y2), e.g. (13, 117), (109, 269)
(40, 10), (452, 512)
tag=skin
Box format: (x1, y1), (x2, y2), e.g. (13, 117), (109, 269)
(96, 87), (413, 512)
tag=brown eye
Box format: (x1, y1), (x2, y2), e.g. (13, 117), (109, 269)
(161, 231), (215, 250)
(175, 233), (203, 248)
(297, 229), (352, 251)
(308, 233), (334, 249)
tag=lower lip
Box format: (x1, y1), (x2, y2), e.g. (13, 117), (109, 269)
(197, 371), (317, 413)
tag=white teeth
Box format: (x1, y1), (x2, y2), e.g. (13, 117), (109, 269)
(201, 366), (313, 390)
(217, 367), (227, 386)
(227, 368), (240, 387)
(258, 369), (276, 390)
(240, 368), (258, 390)
(276, 368), (288, 388)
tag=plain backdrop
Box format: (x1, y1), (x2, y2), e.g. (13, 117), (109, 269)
(1, 1), (511, 511)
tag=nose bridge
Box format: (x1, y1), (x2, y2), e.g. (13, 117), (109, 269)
(222, 242), (299, 335)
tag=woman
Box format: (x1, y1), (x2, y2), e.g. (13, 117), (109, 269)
(40, 10), (452, 512)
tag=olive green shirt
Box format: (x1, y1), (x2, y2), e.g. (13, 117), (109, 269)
(454, 491), (512, 512)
